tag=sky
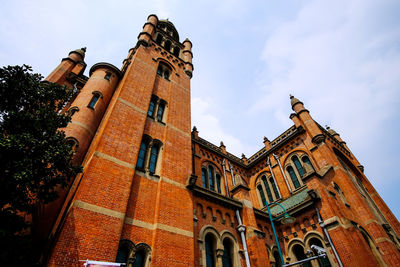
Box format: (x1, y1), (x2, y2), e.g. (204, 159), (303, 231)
(1, 0), (399, 219)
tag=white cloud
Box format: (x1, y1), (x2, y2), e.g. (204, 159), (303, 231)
(191, 97), (250, 157)
(253, 0), (400, 190)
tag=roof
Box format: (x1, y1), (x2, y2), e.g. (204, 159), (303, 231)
(270, 187), (310, 216)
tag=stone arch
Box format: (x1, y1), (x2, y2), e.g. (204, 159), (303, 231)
(304, 231), (334, 267)
(358, 226), (386, 266)
(287, 238), (306, 265)
(198, 225), (221, 267)
(220, 230), (241, 267)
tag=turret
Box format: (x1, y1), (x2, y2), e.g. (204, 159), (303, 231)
(63, 62), (122, 164)
(290, 95), (325, 144)
(137, 14), (158, 46)
(183, 38), (193, 78)
(46, 47), (87, 85)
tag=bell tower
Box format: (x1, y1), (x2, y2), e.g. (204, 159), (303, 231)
(48, 14), (195, 266)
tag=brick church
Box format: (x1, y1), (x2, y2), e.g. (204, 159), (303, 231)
(38, 14), (400, 266)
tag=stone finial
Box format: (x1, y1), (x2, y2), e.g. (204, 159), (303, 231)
(290, 95), (302, 107)
(191, 126), (199, 139)
(241, 153), (246, 159)
(263, 136), (271, 150)
(220, 141), (226, 154)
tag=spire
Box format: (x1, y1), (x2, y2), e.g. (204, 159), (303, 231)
(69, 47), (86, 61)
(290, 94), (303, 109)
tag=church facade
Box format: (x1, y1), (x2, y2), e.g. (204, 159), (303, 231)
(39, 14), (400, 266)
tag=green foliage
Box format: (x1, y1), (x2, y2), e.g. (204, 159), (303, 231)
(0, 65), (82, 265)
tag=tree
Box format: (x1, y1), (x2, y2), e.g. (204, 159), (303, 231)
(0, 65), (82, 265)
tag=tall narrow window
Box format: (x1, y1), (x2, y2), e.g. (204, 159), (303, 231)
(202, 168), (208, 188)
(270, 177), (280, 199)
(88, 93), (100, 109)
(262, 176), (274, 203)
(116, 247), (129, 264)
(157, 65), (163, 76)
(164, 40), (171, 51)
(293, 156), (305, 177)
(104, 72), (111, 81)
(157, 62), (171, 80)
(292, 245), (311, 267)
(155, 34), (163, 45)
(173, 47), (180, 57)
(133, 250), (145, 267)
(287, 166), (301, 189)
(205, 235), (215, 267)
(136, 141), (148, 169)
(258, 185), (267, 206)
(163, 70), (170, 80)
(148, 98), (156, 117)
(208, 166), (215, 191)
(157, 102), (165, 121)
(149, 145), (159, 173)
(216, 174), (222, 194)
(273, 251), (282, 267)
(222, 239), (233, 267)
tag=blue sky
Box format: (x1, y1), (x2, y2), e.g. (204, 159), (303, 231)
(1, 0), (399, 219)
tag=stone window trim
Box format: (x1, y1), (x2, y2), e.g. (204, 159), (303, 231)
(65, 136), (79, 151)
(284, 152), (315, 191)
(67, 106), (79, 117)
(156, 61), (172, 81)
(256, 172), (282, 208)
(201, 162), (225, 195)
(87, 91), (103, 110)
(116, 239), (152, 267)
(154, 32), (182, 58)
(136, 134), (163, 176)
(198, 226), (240, 267)
(147, 94), (167, 124)
(104, 71), (112, 81)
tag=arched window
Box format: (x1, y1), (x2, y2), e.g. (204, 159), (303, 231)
(133, 250), (145, 267)
(116, 246), (129, 264)
(222, 239), (233, 267)
(173, 47), (180, 57)
(205, 234), (216, 267)
(292, 156), (305, 177)
(147, 96), (157, 118)
(292, 245), (311, 267)
(156, 62), (171, 80)
(164, 40), (171, 51)
(137, 139), (149, 170)
(208, 166), (215, 191)
(104, 72), (111, 81)
(116, 240), (151, 267)
(88, 92), (101, 109)
(149, 145), (159, 174)
(270, 177), (280, 199)
(273, 250), (282, 267)
(136, 136), (162, 175)
(287, 166), (301, 189)
(155, 34), (163, 45)
(216, 174), (222, 194)
(156, 101), (165, 122)
(201, 163), (224, 194)
(262, 176), (274, 203)
(67, 106), (79, 117)
(202, 168), (208, 188)
(309, 238), (332, 267)
(258, 185), (267, 206)
(66, 137), (79, 151)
